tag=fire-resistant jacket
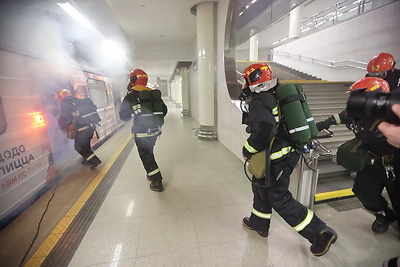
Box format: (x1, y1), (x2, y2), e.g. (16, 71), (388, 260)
(57, 96), (76, 129)
(119, 85), (168, 137)
(333, 109), (398, 156)
(243, 91), (293, 163)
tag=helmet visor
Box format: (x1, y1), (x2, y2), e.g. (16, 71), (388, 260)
(367, 71), (387, 78)
(249, 78), (278, 93)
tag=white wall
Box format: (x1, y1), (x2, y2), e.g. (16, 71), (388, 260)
(273, 1), (400, 81)
(216, 0), (248, 161)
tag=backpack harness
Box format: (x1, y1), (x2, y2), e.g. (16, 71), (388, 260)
(133, 89), (165, 137)
(243, 83), (319, 187)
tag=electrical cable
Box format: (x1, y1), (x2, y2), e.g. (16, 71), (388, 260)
(19, 184), (58, 267)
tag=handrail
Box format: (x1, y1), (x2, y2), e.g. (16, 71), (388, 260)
(272, 50), (367, 70)
(299, 0), (399, 39)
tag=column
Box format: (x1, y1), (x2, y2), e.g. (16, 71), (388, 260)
(289, 5), (302, 38)
(249, 28), (259, 61)
(192, 1), (216, 139)
(175, 76), (182, 108)
(180, 67), (190, 115)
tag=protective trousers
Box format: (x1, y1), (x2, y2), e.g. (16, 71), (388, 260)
(352, 154), (400, 224)
(250, 153), (326, 244)
(134, 135), (162, 182)
(74, 127), (99, 163)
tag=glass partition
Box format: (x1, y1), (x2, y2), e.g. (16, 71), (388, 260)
(224, 0), (397, 103)
(224, 0), (306, 102)
(299, 0), (396, 37)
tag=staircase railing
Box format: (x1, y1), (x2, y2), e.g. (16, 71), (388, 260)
(272, 50), (367, 71)
(299, 0), (399, 38)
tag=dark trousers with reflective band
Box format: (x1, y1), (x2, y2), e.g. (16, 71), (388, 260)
(352, 155), (400, 224)
(134, 135), (162, 182)
(251, 152), (326, 244)
(74, 127), (96, 160)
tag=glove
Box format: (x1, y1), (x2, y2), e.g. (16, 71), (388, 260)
(242, 146), (253, 160)
(316, 116), (336, 131)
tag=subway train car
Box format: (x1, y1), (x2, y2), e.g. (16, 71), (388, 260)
(0, 47), (119, 229)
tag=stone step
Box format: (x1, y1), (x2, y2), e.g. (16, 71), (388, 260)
(316, 175), (354, 194)
(308, 100), (347, 106)
(318, 162), (351, 179)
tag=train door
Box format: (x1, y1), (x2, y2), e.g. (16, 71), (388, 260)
(70, 70), (117, 146)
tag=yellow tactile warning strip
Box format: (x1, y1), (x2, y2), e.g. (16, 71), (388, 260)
(314, 188), (355, 203)
(25, 134), (133, 267)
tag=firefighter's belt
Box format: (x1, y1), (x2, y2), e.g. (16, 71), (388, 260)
(368, 152), (395, 165)
(248, 150), (266, 179)
(336, 137), (368, 172)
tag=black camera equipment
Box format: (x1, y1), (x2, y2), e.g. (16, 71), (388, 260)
(346, 91), (400, 124)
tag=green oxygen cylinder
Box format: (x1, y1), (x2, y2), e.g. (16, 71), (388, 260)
(151, 89), (164, 127)
(139, 90), (154, 129)
(294, 84), (318, 139)
(139, 90), (153, 115)
(275, 83), (311, 147)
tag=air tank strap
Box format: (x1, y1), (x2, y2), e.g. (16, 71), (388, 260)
(279, 92), (306, 106)
(263, 136), (275, 188)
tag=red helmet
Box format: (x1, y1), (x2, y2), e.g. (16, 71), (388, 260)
(54, 89), (72, 102)
(129, 69), (148, 86)
(241, 63), (277, 97)
(348, 77), (390, 93)
(367, 53), (395, 78)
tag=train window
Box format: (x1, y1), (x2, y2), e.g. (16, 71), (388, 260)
(87, 78), (107, 108)
(75, 85), (89, 99)
(0, 98), (7, 135)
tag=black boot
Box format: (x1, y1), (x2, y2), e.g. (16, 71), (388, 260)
(242, 217), (269, 237)
(150, 180), (164, 192)
(88, 155), (102, 170)
(383, 256), (400, 267)
(310, 226), (337, 257)
(81, 159), (91, 165)
(371, 210), (396, 233)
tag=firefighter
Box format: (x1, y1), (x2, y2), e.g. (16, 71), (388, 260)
(316, 77), (399, 234)
(119, 69), (168, 192)
(240, 63), (337, 257)
(379, 104), (400, 148)
(379, 104), (400, 267)
(55, 89), (101, 169)
(366, 52), (400, 91)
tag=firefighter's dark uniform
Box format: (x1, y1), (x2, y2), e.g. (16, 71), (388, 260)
(320, 109), (400, 228)
(385, 68), (400, 91)
(119, 85), (168, 184)
(317, 70), (400, 230)
(243, 91), (329, 244)
(57, 96), (101, 168)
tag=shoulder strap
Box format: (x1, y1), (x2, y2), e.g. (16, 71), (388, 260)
(279, 91), (306, 106)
